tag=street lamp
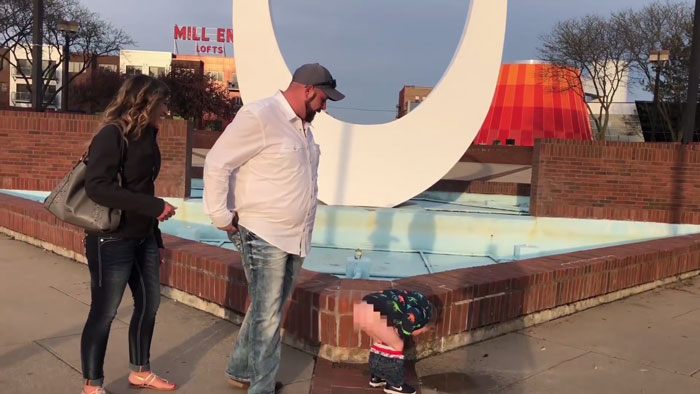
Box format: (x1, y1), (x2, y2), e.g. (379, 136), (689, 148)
(649, 49), (670, 108)
(57, 19), (79, 111)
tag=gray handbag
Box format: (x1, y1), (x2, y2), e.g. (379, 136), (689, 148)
(44, 137), (125, 232)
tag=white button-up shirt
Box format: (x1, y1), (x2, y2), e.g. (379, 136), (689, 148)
(203, 91), (320, 257)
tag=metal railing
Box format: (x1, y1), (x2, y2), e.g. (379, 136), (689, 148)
(11, 91), (31, 102)
(12, 68), (58, 80)
(12, 68), (32, 77)
(11, 91), (57, 107)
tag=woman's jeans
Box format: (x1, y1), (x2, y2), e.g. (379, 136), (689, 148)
(80, 233), (161, 386)
(226, 226), (303, 394)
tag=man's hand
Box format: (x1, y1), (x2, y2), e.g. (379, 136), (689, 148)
(217, 211), (239, 233)
(157, 202), (177, 222)
(158, 248), (165, 264)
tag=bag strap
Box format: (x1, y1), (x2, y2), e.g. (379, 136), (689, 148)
(82, 129), (127, 184)
(116, 134), (126, 186)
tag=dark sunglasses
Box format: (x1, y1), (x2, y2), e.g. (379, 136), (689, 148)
(314, 79), (336, 89)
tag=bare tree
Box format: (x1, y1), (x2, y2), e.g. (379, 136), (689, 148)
(539, 15), (632, 140)
(0, 0), (32, 50)
(0, 0), (132, 110)
(614, 1), (694, 141)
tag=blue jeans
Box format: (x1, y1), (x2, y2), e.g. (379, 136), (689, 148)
(81, 234), (162, 386)
(226, 226), (303, 394)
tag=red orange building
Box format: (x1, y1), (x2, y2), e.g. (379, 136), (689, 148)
(398, 62), (594, 146)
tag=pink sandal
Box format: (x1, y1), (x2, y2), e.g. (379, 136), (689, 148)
(128, 372), (176, 391)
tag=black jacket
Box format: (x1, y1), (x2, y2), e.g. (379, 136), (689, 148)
(85, 124), (165, 247)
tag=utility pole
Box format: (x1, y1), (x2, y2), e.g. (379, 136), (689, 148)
(31, 0), (44, 111)
(680, 0), (700, 143)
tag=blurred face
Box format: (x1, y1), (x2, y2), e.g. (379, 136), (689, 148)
(303, 86), (328, 123)
(149, 98), (170, 127)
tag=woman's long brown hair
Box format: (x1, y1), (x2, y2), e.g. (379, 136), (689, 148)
(101, 74), (170, 141)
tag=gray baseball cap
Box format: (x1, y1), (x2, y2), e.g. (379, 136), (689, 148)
(292, 63), (345, 101)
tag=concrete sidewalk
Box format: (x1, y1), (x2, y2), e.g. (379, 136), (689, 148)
(0, 235), (314, 394)
(417, 279), (700, 393)
(4, 233), (700, 393)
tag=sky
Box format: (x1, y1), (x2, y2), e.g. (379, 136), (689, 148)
(88, 0), (690, 124)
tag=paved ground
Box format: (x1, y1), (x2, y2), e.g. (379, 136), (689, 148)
(0, 235), (314, 394)
(417, 281), (700, 394)
(3, 233), (700, 394)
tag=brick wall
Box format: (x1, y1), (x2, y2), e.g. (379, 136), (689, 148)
(190, 134), (535, 166)
(4, 192), (700, 361)
(0, 110), (191, 198)
(427, 179), (530, 196)
(461, 145), (533, 165)
(531, 139), (700, 224)
(192, 129), (221, 149)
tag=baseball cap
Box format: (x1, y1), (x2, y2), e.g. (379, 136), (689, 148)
(292, 63), (345, 101)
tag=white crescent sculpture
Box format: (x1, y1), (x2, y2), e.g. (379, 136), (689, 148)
(232, 0), (507, 207)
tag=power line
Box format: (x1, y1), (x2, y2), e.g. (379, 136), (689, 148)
(327, 105), (396, 113)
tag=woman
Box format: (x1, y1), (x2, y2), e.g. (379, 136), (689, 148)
(81, 75), (178, 394)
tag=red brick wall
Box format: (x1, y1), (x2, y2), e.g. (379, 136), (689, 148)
(3, 192), (700, 360)
(192, 129), (221, 149)
(461, 145), (533, 165)
(531, 139), (700, 224)
(427, 179), (530, 196)
(0, 110), (191, 198)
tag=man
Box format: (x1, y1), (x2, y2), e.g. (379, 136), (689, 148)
(203, 63), (344, 394)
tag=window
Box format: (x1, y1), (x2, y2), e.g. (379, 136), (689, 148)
(68, 61), (84, 73)
(15, 59), (32, 76)
(207, 70), (223, 82)
(44, 85), (57, 106)
(228, 72), (239, 91)
(13, 84), (31, 102)
(98, 64), (117, 72)
(149, 66), (165, 77)
(0, 82), (7, 93)
(125, 65), (142, 76)
(43, 60), (58, 80)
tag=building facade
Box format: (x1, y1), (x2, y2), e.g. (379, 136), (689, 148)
(0, 49), (9, 109)
(8, 45), (62, 109)
(1, 48), (241, 128)
(397, 85), (433, 118)
(119, 49), (172, 78)
(397, 62), (595, 146)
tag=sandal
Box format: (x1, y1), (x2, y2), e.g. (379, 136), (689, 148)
(227, 376), (250, 389)
(227, 377), (283, 391)
(128, 372), (177, 391)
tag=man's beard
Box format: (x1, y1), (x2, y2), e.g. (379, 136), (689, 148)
(304, 101), (317, 122)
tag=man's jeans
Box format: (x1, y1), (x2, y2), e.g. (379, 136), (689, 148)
(226, 226), (303, 394)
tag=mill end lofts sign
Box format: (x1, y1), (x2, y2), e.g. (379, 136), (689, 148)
(173, 25), (234, 56)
